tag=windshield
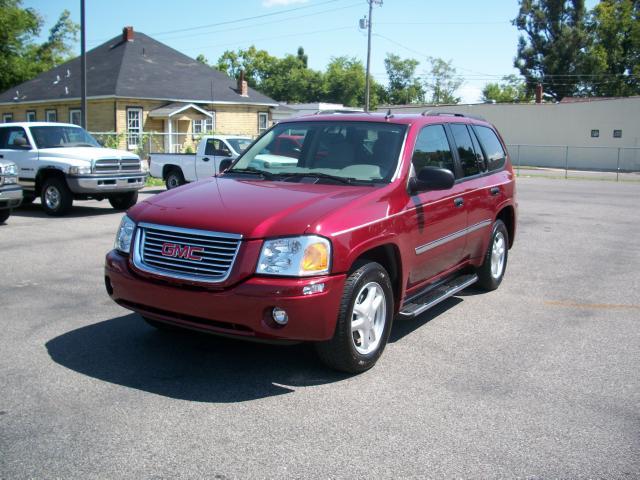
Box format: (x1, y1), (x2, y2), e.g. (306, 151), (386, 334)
(226, 138), (253, 154)
(29, 126), (100, 149)
(229, 121), (407, 184)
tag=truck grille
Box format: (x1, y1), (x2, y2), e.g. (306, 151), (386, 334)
(95, 158), (141, 173)
(133, 223), (242, 283)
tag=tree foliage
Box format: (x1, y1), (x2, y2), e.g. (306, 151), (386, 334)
(424, 57), (463, 104)
(0, 0), (78, 92)
(482, 75), (531, 103)
(384, 53), (424, 104)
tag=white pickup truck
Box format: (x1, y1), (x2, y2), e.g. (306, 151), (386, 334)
(0, 122), (147, 216)
(149, 135), (252, 189)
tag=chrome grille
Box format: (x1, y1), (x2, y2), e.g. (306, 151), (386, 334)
(95, 157), (141, 173)
(133, 223), (242, 283)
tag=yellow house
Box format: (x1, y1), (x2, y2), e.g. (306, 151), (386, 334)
(0, 27), (277, 154)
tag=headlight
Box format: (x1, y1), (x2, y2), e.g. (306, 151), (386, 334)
(114, 215), (136, 254)
(1, 176), (17, 185)
(69, 165), (92, 175)
(257, 235), (331, 276)
(4, 164), (17, 176)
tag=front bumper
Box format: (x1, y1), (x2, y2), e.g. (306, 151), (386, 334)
(105, 250), (346, 342)
(67, 173), (147, 194)
(0, 185), (23, 209)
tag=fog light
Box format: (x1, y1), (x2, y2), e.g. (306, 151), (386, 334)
(302, 283), (325, 295)
(272, 307), (288, 325)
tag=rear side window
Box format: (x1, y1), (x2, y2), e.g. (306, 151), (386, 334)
(474, 126), (506, 171)
(450, 124), (480, 177)
(205, 138), (231, 156)
(411, 125), (455, 174)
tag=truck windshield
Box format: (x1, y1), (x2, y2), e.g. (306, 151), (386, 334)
(229, 121), (407, 184)
(29, 126), (100, 149)
(226, 138), (252, 154)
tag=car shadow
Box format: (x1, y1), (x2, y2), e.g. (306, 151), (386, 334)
(45, 313), (350, 403)
(13, 202), (116, 218)
(390, 296), (463, 343)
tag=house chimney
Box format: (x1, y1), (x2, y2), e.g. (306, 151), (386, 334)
(237, 70), (248, 97)
(123, 26), (134, 42)
(535, 83), (543, 104)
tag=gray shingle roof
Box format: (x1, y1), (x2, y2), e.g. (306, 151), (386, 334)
(0, 31), (278, 106)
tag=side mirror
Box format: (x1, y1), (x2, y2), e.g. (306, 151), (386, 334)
(218, 159), (233, 174)
(409, 166), (455, 193)
(13, 136), (29, 149)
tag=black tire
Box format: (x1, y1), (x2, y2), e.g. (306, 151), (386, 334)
(41, 177), (73, 216)
(142, 316), (180, 332)
(165, 168), (185, 190)
(476, 219), (509, 291)
(0, 209), (10, 223)
(108, 191), (139, 210)
(315, 261), (394, 373)
(20, 195), (35, 205)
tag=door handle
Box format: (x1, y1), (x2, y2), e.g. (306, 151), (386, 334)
(490, 187), (500, 196)
(454, 197), (464, 208)
(202, 157), (210, 162)
(0, 154), (3, 158)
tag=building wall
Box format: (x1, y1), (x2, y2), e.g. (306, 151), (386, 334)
(0, 99), (116, 131)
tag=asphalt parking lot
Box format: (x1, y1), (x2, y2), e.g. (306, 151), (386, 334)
(1, 178), (639, 479)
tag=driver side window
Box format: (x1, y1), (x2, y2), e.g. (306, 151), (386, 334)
(411, 125), (455, 174)
(0, 127), (30, 149)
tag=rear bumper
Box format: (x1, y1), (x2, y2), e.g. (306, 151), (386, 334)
(67, 174), (147, 194)
(105, 250), (346, 342)
(0, 185), (23, 209)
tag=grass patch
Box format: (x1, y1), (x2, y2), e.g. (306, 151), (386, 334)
(145, 177), (165, 187)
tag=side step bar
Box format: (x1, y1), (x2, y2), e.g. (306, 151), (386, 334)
(398, 273), (478, 318)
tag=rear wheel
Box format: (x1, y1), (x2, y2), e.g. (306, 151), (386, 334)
(0, 209), (10, 223)
(165, 169), (185, 190)
(108, 191), (138, 210)
(41, 177), (73, 216)
(476, 219), (509, 291)
(315, 261), (394, 373)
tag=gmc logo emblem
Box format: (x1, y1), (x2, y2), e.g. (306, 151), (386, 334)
(161, 243), (205, 261)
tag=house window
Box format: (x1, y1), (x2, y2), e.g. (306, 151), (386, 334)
(258, 112), (268, 134)
(45, 109), (57, 122)
(192, 114), (215, 135)
(26, 110), (36, 122)
(2, 113), (12, 123)
(613, 129), (622, 138)
(69, 109), (82, 126)
(127, 107), (143, 150)
(590, 129), (599, 138)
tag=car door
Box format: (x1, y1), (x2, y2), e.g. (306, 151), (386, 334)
(406, 124), (468, 289)
(0, 126), (37, 193)
(195, 138), (231, 179)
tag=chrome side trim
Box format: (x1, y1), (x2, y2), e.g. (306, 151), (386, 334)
(415, 219), (492, 255)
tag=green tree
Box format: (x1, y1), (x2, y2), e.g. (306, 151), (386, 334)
(586, 0), (640, 96)
(482, 75), (531, 103)
(195, 54), (209, 65)
(324, 56), (366, 107)
(0, 1), (78, 92)
(513, 0), (590, 101)
(260, 54), (325, 102)
(384, 53), (424, 104)
(424, 57), (463, 104)
(216, 46), (279, 87)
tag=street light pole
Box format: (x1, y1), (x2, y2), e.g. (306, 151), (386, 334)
(363, 0), (382, 112)
(80, 0), (87, 129)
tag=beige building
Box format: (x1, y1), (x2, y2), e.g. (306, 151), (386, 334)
(0, 27), (278, 155)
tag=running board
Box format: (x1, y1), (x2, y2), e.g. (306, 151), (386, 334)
(398, 273), (478, 318)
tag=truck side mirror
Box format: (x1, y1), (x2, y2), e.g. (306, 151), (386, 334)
(409, 166), (455, 193)
(219, 159), (233, 173)
(12, 136), (30, 149)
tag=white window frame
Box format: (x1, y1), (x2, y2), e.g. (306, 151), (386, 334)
(2, 113), (12, 123)
(69, 109), (82, 126)
(126, 107), (143, 150)
(26, 110), (36, 122)
(192, 113), (215, 136)
(45, 109), (57, 122)
(258, 112), (268, 134)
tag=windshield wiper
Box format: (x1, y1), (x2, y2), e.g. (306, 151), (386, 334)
(226, 167), (276, 180)
(277, 172), (359, 185)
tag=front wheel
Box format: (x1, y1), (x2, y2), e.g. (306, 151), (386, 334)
(165, 169), (185, 190)
(41, 177), (73, 216)
(0, 209), (10, 223)
(476, 219), (509, 291)
(108, 191), (139, 210)
(315, 261), (394, 373)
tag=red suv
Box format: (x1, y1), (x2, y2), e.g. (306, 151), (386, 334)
(105, 112), (516, 373)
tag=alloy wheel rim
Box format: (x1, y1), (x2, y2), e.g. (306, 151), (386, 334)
(167, 176), (178, 188)
(490, 231), (506, 279)
(351, 282), (386, 355)
(44, 186), (61, 210)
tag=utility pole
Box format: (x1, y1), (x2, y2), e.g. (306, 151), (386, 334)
(362, 0), (382, 112)
(80, 0), (87, 129)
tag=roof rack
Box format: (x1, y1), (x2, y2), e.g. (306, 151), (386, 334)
(314, 109), (364, 115)
(421, 110), (487, 121)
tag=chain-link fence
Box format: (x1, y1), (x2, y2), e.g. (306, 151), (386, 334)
(506, 144), (640, 181)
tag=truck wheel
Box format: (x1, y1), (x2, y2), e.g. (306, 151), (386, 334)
(315, 261), (394, 373)
(41, 177), (73, 216)
(476, 219), (509, 291)
(108, 191), (139, 210)
(165, 169), (185, 190)
(0, 209), (10, 223)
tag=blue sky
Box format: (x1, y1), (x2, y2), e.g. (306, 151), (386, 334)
(24, 0), (598, 103)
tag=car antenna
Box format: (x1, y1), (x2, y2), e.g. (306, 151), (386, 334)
(385, 108), (394, 120)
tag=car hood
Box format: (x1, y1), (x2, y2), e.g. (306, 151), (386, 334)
(39, 147), (137, 162)
(129, 176), (377, 239)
